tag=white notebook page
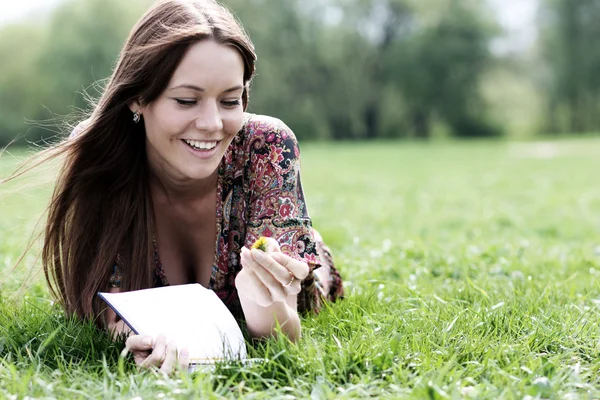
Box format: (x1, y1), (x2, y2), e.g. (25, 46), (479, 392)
(99, 284), (247, 363)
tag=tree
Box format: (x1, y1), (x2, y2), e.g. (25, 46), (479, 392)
(0, 0), (149, 146)
(539, 0), (600, 134)
(386, 0), (499, 137)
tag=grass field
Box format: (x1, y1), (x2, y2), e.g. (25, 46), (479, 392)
(1, 138), (600, 399)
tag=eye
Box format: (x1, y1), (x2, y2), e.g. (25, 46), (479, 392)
(222, 99), (241, 108)
(175, 99), (197, 107)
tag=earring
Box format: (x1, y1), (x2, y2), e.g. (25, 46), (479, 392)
(133, 111), (141, 124)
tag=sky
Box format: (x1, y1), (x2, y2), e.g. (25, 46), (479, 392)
(0, 0), (540, 54)
(0, 0), (63, 25)
(488, 0), (540, 54)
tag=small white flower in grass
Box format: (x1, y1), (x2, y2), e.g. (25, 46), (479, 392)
(369, 249), (382, 258)
(382, 239), (392, 252)
(467, 245), (481, 255)
(563, 393), (582, 400)
(511, 271), (525, 281)
(490, 266), (504, 275)
(570, 362), (581, 375)
(460, 386), (477, 397)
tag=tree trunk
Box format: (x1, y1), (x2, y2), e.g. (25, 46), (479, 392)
(412, 110), (430, 139)
(364, 102), (378, 139)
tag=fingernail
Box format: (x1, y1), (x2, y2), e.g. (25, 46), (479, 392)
(252, 248), (267, 260)
(142, 337), (152, 346)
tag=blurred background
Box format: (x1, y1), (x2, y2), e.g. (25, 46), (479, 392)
(0, 0), (598, 145)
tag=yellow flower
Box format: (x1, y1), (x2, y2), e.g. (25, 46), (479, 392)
(251, 237), (268, 252)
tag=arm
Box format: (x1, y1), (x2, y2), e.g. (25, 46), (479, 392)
(235, 117), (318, 342)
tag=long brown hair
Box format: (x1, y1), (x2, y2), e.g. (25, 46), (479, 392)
(6, 0), (256, 325)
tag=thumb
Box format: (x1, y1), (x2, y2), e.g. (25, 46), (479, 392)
(126, 335), (154, 352)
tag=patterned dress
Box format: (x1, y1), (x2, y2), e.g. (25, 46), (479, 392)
(109, 113), (343, 320)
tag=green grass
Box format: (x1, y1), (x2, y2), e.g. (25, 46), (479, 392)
(1, 138), (600, 398)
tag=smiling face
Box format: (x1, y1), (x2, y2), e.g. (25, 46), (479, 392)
(138, 39), (245, 185)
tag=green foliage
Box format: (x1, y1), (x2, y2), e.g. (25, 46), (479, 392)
(0, 0), (150, 146)
(386, 1), (500, 137)
(540, 0), (600, 134)
(0, 0), (500, 145)
(1, 138), (600, 397)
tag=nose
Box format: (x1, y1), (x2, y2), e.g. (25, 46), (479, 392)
(194, 100), (223, 132)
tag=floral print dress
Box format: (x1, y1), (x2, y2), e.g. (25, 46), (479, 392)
(110, 113), (343, 320)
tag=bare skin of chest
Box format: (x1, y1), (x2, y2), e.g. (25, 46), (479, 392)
(152, 190), (217, 288)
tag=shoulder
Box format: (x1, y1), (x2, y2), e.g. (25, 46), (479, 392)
(242, 113), (298, 145)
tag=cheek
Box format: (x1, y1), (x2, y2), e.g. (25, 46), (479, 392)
(222, 111), (244, 137)
(144, 102), (185, 141)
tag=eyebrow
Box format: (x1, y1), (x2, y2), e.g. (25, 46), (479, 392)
(169, 84), (243, 93)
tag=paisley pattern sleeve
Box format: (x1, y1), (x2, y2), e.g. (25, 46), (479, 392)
(243, 116), (321, 272)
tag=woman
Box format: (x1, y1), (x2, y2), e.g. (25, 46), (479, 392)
(38, 0), (342, 373)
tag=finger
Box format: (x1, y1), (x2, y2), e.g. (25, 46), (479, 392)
(133, 350), (152, 366)
(250, 248), (296, 285)
(126, 334), (154, 352)
(248, 248), (301, 296)
(236, 260), (275, 307)
(178, 348), (191, 371)
(244, 249), (287, 301)
(271, 252), (310, 280)
(252, 265), (288, 302)
(142, 334), (167, 368)
(159, 341), (178, 374)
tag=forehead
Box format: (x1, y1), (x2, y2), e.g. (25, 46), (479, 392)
(169, 39), (245, 88)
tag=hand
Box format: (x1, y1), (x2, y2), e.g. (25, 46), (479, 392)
(236, 237), (309, 307)
(125, 334), (190, 374)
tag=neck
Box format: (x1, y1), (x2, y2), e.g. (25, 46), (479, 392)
(148, 163), (218, 205)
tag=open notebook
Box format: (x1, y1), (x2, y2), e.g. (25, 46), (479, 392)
(98, 284), (247, 366)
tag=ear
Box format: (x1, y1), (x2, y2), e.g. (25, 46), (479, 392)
(127, 100), (143, 114)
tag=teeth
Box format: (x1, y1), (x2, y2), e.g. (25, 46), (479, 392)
(183, 139), (217, 150)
